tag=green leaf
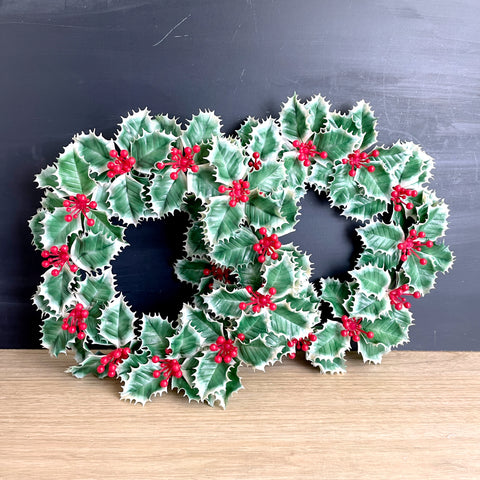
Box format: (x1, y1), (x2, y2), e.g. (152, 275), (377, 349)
(116, 109), (157, 150)
(306, 94), (330, 133)
(169, 323), (203, 356)
(88, 210), (125, 241)
(35, 164), (60, 190)
(175, 257), (210, 284)
(270, 189), (300, 236)
(237, 337), (278, 370)
(37, 269), (75, 314)
(420, 244), (454, 272)
(306, 320), (350, 361)
(41, 191), (65, 211)
(236, 311), (269, 341)
(120, 362), (165, 405)
(180, 305), (223, 344)
(235, 262), (263, 291)
(236, 117), (259, 146)
(320, 278), (350, 317)
(356, 249), (398, 271)
(29, 211), (46, 250)
(349, 291), (389, 321)
(187, 164), (221, 202)
(41, 316), (75, 356)
(244, 192), (286, 230)
(115, 349), (150, 379)
(375, 142), (412, 174)
(358, 222), (404, 253)
(170, 356), (202, 403)
(418, 202), (449, 240)
(351, 265), (390, 298)
(309, 160), (334, 191)
(328, 164), (359, 207)
(211, 227), (258, 268)
(397, 146), (433, 187)
(153, 114), (182, 137)
(130, 131), (175, 174)
(342, 195), (387, 222)
(355, 162), (393, 201)
(207, 136), (247, 184)
(269, 301), (310, 338)
(248, 160), (287, 194)
(40, 208), (82, 247)
(71, 232), (124, 271)
(57, 143), (96, 195)
(139, 314), (175, 355)
(182, 110), (222, 147)
(98, 295), (136, 347)
(264, 252), (295, 297)
(279, 94), (310, 142)
(68, 353), (106, 378)
(282, 152), (307, 193)
(193, 351), (232, 401)
(247, 118), (282, 162)
(148, 170), (187, 218)
(185, 221), (209, 256)
(75, 131), (114, 174)
(346, 101), (377, 150)
(204, 286), (249, 319)
(107, 174), (146, 225)
(203, 196), (244, 244)
(314, 356), (347, 374)
(313, 127), (360, 163)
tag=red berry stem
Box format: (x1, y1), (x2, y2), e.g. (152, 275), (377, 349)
(62, 303), (89, 340)
(41, 244), (78, 276)
(340, 315), (374, 342)
(248, 151), (262, 172)
(342, 149), (378, 176)
(287, 333), (317, 359)
(218, 179), (250, 207)
(391, 185), (418, 212)
(96, 347), (131, 377)
(151, 355), (182, 388)
(292, 139), (327, 167)
(63, 194), (97, 227)
(398, 229), (434, 265)
(156, 145), (200, 180)
(239, 286), (277, 313)
(107, 149), (136, 177)
(389, 284), (421, 310)
(253, 227), (282, 263)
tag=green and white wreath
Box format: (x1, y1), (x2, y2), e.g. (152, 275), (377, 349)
(29, 94), (454, 407)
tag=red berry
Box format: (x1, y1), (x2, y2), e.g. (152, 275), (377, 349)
(193, 145), (201, 153)
(352, 335), (360, 342)
(160, 379), (168, 388)
(367, 331), (374, 339)
(237, 333), (245, 341)
(214, 355), (222, 364)
(426, 240), (434, 248)
(269, 287), (277, 295)
(367, 165), (375, 172)
(349, 169), (356, 177)
(224, 355), (232, 364)
(406, 202), (414, 209)
(152, 355), (160, 363)
(258, 255), (266, 263)
(170, 172), (178, 180)
(420, 258), (427, 265)
(288, 353), (296, 359)
(210, 344), (219, 351)
(394, 205), (402, 212)
(239, 302), (247, 310)
(271, 252), (279, 260)
(320, 151), (328, 159)
(97, 365), (105, 374)
(269, 304), (277, 311)
(153, 370), (161, 378)
(259, 227), (267, 235)
(216, 336), (226, 345)
(120, 149), (128, 158)
(371, 150), (379, 157)
(413, 291), (421, 299)
(86, 218), (95, 227)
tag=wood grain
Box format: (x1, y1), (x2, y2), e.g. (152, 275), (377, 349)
(1, 350), (479, 479)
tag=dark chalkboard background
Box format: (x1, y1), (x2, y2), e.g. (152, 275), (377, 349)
(1, 0), (478, 349)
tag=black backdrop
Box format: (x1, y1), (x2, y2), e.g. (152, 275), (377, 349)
(1, 0), (478, 349)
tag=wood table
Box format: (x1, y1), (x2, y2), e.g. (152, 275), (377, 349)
(1, 350), (479, 479)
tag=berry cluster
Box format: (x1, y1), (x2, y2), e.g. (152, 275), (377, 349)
(41, 245), (78, 276)
(248, 151), (262, 171)
(287, 333), (318, 359)
(61, 303), (89, 339)
(342, 149), (379, 176)
(292, 139), (328, 167)
(152, 356), (182, 388)
(239, 286), (277, 313)
(391, 185), (418, 212)
(96, 347), (131, 377)
(157, 145), (201, 180)
(203, 264), (234, 289)
(63, 194), (97, 226)
(107, 149), (136, 177)
(218, 179), (250, 207)
(210, 334), (245, 364)
(340, 315), (374, 342)
(253, 227), (282, 263)
(398, 229), (434, 265)
(389, 284), (421, 310)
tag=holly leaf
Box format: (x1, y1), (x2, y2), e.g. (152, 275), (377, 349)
(248, 159), (287, 194)
(306, 94), (330, 133)
(148, 171), (187, 218)
(169, 323), (203, 356)
(309, 160), (334, 192)
(236, 311), (269, 341)
(107, 174), (146, 225)
(182, 110), (222, 147)
(29, 211), (46, 250)
(417, 202), (449, 240)
(204, 286), (249, 319)
(247, 117), (282, 162)
(375, 142), (412, 174)
(98, 295), (136, 347)
(207, 136), (247, 184)
(139, 314), (175, 355)
(40, 208), (82, 247)
(235, 262), (263, 291)
(270, 189), (300, 236)
(41, 316), (75, 356)
(237, 336), (279, 370)
(130, 131), (175, 174)
(57, 143), (96, 195)
(71, 232), (124, 271)
(351, 265), (390, 298)
(328, 164), (359, 207)
(202, 196), (244, 244)
(356, 249), (399, 271)
(211, 227), (258, 268)
(358, 222), (404, 253)
(268, 301), (310, 338)
(153, 114), (182, 137)
(320, 278), (350, 317)
(35, 164), (60, 190)
(344, 101), (377, 150)
(120, 361), (165, 405)
(396, 146), (434, 187)
(355, 162), (393, 201)
(313, 356), (347, 374)
(263, 252), (295, 297)
(342, 195), (387, 222)
(185, 221), (209, 256)
(75, 131), (114, 174)
(313, 127), (361, 163)
(187, 164), (221, 202)
(37, 269), (75, 314)
(88, 210), (125, 241)
(68, 353), (106, 378)
(115, 109), (157, 150)
(282, 152), (307, 193)
(236, 116), (259, 146)
(175, 257), (210, 285)
(349, 291), (389, 321)
(244, 191), (286, 230)
(306, 320), (350, 362)
(193, 351), (232, 401)
(279, 94), (310, 142)
(180, 305), (223, 344)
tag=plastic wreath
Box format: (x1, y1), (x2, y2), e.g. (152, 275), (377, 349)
(29, 94), (454, 407)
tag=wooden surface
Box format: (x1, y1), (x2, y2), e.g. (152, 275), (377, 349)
(1, 350), (479, 479)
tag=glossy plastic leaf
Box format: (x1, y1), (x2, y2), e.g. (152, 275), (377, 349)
(149, 171), (187, 218)
(236, 311), (269, 341)
(211, 227), (258, 268)
(130, 131), (175, 174)
(351, 265), (390, 298)
(237, 337), (278, 370)
(320, 278), (350, 317)
(71, 232), (124, 271)
(279, 94), (310, 142)
(139, 314), (175, 355)
(116, 109), (157, 150)
(268, 301), (310, 338)
(180, 305), (222, 344)
(350, 291), (389, 321)
(169, 323), (203, 356)
(38, 269), (75, 314)
(207, 136), (247, 184)
(306, 320), (350, 361)
(57, 143), (96, 195)
(203, 196), (244, 244)
(120, 362), (165, 405)
(248, 160), (287, 193)
(41, 208), (82, 247)
(75, 131), (114, 174)
(244, 191), (286, 230)
(182, 110), (222, 147)
(98, 295), (136, 347)
(41, 316), (75, 356)
(313, 127), (360, 163)
(175, 257), (210, 285)
(306, 94), (330, 133)
(358, 222), (404, 253)
(107, 174), (145, 225)
(264, 252), (295, 297)
(247, 118), (282, 162)
(236, 117), (259, 146)
(193, 351), (232, 401)
(204, 286), (249, 319)
(355, 162), (393, 201)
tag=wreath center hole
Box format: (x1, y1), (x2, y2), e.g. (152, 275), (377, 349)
(112, 212), (194, 319)
(284, 189), (362, 283)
